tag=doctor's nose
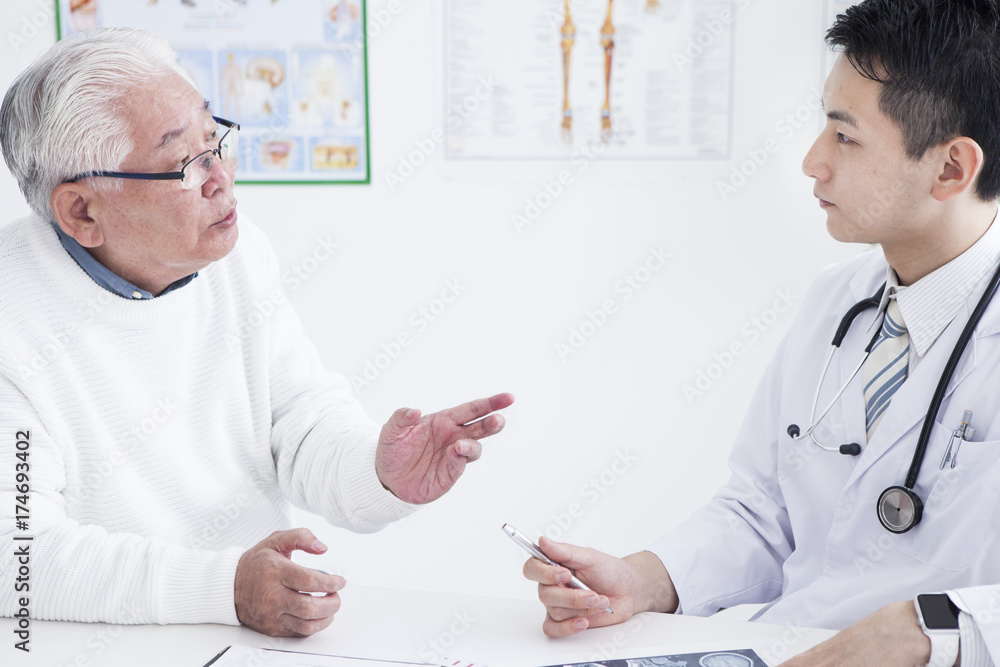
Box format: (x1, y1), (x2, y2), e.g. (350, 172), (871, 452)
(802, 137), (832, 183)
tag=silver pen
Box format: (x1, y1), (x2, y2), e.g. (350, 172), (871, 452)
(940, 410), (973, 469)
(952, 425), (973, 469)
(502, 523), (613, 614)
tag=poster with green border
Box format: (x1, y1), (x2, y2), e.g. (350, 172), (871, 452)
(56, 0), (371, 185)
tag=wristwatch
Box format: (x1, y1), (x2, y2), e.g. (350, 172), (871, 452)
(914, 593), (961, 667)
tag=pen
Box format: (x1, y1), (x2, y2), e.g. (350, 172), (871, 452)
(502, 523), (614, 614)
(940, 410), (973, 469)
(952, 425), (973, 468)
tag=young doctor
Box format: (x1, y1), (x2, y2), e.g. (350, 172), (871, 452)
(524, 1), (1000, 665)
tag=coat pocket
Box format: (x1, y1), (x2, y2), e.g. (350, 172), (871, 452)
(894, 424), (1000, 571)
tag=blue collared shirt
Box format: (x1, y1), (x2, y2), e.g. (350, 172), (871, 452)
(51, 222), (197, 299)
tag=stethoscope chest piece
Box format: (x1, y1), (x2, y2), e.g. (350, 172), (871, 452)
(877, 485), (924, 533)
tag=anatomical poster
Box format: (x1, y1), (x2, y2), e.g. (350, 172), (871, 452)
(443, 0), (735, 161)
(57, 0), (371, 184)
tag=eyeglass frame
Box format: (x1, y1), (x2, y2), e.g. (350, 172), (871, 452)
(68, 116), (239, 187)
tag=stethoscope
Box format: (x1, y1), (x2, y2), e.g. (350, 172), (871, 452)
(787, 261), (1000, 534)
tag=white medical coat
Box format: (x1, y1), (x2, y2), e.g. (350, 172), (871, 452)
(649, 249), (1000, 657)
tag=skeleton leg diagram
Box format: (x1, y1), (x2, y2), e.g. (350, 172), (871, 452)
(560, 0), (576, 142)
(600, 0), (615, 139)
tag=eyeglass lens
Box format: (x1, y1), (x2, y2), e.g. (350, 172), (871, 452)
(181, 124), (239, 190)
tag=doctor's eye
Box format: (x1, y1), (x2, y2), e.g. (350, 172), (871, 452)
(837, 132), (853, 145)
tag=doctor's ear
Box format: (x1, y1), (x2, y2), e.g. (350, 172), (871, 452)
(930, 137), (985, 202)
(50, 182), (105, 248)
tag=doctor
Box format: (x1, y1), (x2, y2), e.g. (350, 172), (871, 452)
(524, 1), (1000, 665)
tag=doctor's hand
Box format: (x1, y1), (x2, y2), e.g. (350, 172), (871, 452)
(778, 600), (931, 666)
(375, 393), (514, 504)
(235, 528), (346, 637)
(523, 537), (679, 638)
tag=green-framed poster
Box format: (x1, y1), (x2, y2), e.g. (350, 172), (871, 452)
(57, 0), (371, 185)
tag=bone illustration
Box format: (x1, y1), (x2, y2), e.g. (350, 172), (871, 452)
(560, 0), (576, 142)
(600, 0), (615, 138)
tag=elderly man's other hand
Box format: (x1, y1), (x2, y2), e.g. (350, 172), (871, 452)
(235, 528), (345, 637)
(777, 600), (931, 666)
(375, 393), (514, 504)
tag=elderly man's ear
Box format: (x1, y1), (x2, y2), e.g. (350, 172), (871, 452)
(51, 182), (105, 248)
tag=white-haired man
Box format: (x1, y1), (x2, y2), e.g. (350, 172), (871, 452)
(0, 28), (513, 638)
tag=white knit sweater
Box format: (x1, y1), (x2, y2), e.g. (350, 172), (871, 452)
(0, 214), (415, 625)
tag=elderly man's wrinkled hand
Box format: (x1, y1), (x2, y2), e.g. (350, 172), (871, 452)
(234, 528), (345, 637)
(375, 392), (514, 504)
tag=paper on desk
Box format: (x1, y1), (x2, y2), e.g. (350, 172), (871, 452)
(538, 648), (768, 667)
(203, 645), (488, 667)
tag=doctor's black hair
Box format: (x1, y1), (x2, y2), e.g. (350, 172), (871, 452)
(826, 0), (1000, 202)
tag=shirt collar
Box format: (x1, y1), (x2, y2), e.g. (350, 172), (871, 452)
(870, 205), (1000, 357)
(51, 222), (197, 300)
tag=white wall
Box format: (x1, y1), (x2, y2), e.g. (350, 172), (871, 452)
(0, 0), (862, 603)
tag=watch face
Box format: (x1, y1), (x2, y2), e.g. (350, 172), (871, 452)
(918, 594), (960, 630)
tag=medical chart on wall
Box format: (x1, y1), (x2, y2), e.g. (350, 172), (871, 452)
(443, 0), (735, 161)
(57, 0), (371, 184)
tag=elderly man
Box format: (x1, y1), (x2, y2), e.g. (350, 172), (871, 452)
(0, 28), (512, 638)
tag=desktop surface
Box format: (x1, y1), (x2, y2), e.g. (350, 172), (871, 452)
(2, 585), (837, 666)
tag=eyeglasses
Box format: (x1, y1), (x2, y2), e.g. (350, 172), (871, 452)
(70, 117), (239, 191)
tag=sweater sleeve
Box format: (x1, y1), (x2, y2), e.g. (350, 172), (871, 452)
(259, 240), (417, 530)
(0, 375), (244, 625)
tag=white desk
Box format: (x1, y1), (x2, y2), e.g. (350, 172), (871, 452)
(2, 586), (836, 667)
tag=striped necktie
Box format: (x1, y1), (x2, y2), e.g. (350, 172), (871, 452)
(863, 298), (909, 441)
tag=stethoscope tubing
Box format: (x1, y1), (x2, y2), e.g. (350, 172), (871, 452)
(795, 285), (885, 449)
(801, 345), (863, 448)
(789, 260), (1000, 533)
(904, 259), (1000, 489)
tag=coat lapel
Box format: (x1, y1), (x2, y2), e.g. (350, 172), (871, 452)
(846, 278), (1000, 484)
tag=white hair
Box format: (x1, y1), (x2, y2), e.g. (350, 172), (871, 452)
(0, 28), (196, 221)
